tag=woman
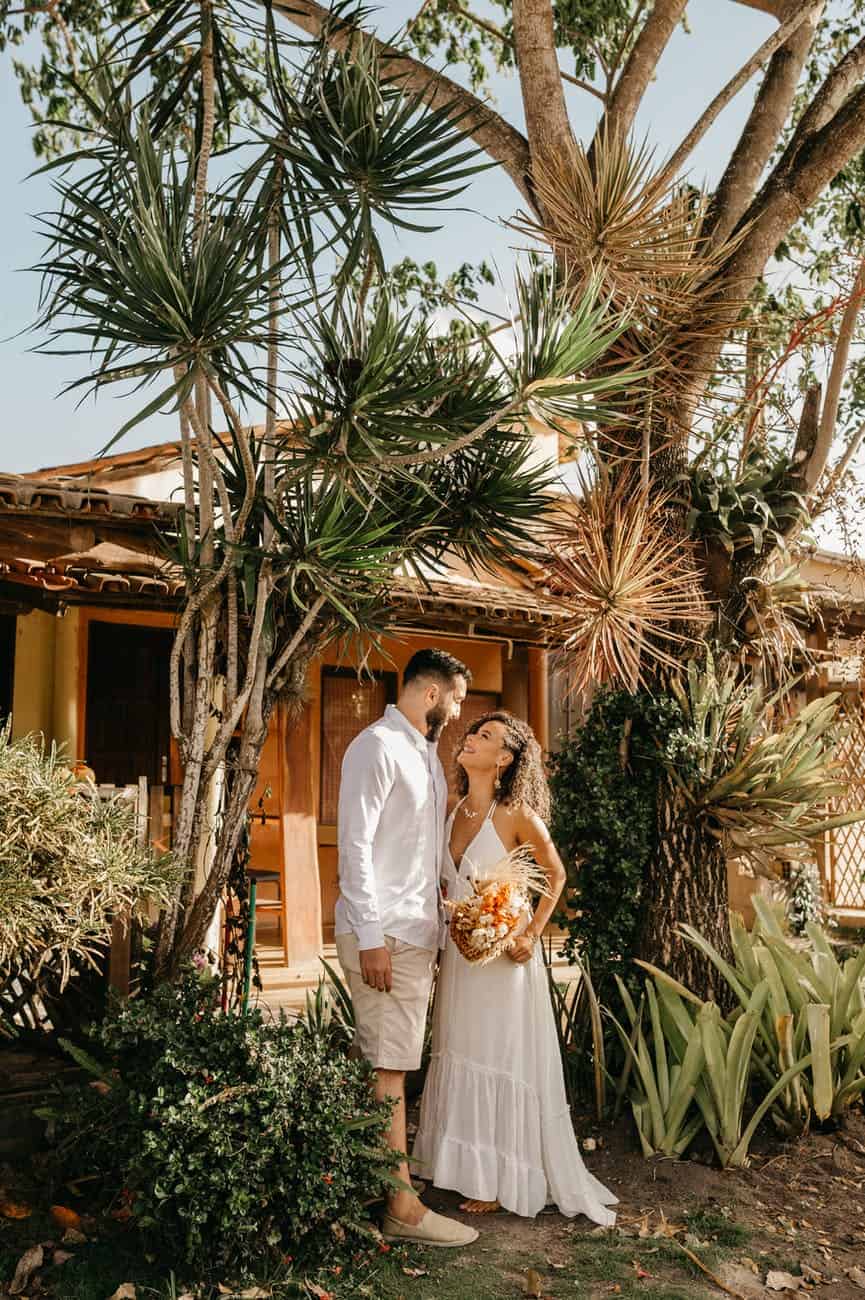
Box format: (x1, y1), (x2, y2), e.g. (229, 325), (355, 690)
(411, 711), (617, 1224)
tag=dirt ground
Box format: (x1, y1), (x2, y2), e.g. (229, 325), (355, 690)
(360, 1109), (865, 1300)
(2, 1111), (864, 1300)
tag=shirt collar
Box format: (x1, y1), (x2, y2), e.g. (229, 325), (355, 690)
(385, 703), (430, 754)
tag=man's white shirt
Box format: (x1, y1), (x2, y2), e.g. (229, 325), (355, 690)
(335, 703), (447, 952)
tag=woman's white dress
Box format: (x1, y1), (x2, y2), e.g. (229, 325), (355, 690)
(411, 804), (618, 1223)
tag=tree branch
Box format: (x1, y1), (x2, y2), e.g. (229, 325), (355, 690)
(511, 0), (574, 173)
(268, 0), (534, 207)
(815, 416), (865, 514)
(804, 257), (865, 492)
(773, 33), (865, 180)
(452, 4), (606, 102)
(706, 1), (822, 248)
(599, 0), (687, 143)
(660, 1), (821, 187)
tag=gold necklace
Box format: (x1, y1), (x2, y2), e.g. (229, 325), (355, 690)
(460, 802), (481, 820)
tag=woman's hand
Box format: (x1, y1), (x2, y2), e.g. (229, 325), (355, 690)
(506, 935), (535, 964)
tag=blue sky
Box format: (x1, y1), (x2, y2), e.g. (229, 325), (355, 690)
(0, 1), (773, 474)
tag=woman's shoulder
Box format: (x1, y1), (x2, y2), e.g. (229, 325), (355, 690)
(499, 799), (549, 840)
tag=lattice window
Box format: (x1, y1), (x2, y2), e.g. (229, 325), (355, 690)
(824, 692), (865, 914)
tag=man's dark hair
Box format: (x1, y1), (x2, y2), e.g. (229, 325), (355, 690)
(403, 647), (472, 689)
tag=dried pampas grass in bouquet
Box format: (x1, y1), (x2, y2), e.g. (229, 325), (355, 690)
(447, 846), (552, 966)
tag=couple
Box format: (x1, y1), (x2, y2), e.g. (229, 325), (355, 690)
(335, 648), (617, 1248)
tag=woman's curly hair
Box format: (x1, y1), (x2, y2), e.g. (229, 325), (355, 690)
(454, 710), (550, 822)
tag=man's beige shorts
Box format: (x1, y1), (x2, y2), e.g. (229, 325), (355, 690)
(335, 933), (435, 1072)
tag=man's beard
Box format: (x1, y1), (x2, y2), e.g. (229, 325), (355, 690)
(425, 703), (449, 742)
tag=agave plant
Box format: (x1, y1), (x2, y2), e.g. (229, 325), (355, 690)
(614, 961), (814, 1167)
(663, 653), (865, 876)
(681, 898), (865, 1127)
(609, 976), (706, 1160)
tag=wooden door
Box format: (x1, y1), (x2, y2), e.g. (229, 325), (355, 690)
(85, 621), (173, 787)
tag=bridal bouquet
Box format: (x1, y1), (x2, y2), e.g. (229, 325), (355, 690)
(446, 847), (551, 966)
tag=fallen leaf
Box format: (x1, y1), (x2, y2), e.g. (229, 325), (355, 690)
(847, 1267), (865, 1289)
(107, 1285), (137, 1300)
(545, 1258), (567, 1270)
(50, 1205), (82, 1231)
(52, 1250), (74, 1267)
(238, 1288), (271, 1298)
(632, 1260), (652, 1279)
(800, 1264), (823, 1283)
(766, 1270), (804, 1292)
(740, 1257), (761, 1276)
(62, 1227), (88, 1245)
(9, 1244), (43, 1295)
(217, 1287), (233, 1296)
(304, 1285), (334, 1300)
(402, 1267), (428, 1278)
(524, 1268), (543, 1297)
(0, 1200), (32, 1220)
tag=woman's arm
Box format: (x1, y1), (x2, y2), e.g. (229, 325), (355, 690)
(506, 805), (567, 964)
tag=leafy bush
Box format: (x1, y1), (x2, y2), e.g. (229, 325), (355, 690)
(0, 728), (178, 1035)
(549, 688), (681, 994)
(46, 970), (393, 1277)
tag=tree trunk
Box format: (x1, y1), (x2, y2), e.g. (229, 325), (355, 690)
(637, 781), (732, 1004)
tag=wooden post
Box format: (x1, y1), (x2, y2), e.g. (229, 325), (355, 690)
(527, 647), (550, 753)
(108, 775), (147, 997)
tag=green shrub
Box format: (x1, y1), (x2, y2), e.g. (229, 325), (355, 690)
(549, 688), (681, 994)
(0, 728), (178, 1037)
(47, 970), (393, 1278)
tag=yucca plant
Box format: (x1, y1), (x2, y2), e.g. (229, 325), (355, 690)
(662, 653), (865, 877)
(544, 476), (709, 694)
(33, 2), (646, 975)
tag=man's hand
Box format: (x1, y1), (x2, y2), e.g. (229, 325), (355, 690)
(360, 945), (392, 992)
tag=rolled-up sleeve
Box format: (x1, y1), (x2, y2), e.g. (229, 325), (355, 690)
(337, 730), (394, 950)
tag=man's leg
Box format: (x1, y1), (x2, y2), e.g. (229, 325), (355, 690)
(374, 1068), (425, 1225)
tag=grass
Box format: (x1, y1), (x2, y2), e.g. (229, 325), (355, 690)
(685, 1207), (752, 1249)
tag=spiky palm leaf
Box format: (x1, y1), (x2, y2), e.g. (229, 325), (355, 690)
(544, 476), (710, 693)
(511, 129), (749, 428)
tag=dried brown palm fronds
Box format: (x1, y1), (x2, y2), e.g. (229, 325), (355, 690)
(512, 130), (751, 438)
(544, 476), (711, 693)
(513, 128), (738, 314)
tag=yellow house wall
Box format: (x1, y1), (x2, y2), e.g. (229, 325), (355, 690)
(10, 607), (82, 756)
(11, 611), (56, 740)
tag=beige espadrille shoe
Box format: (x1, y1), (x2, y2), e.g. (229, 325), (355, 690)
(382, 1208), (479, 1247)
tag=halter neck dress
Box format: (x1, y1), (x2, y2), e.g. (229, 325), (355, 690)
(411, 801), (618, 1223)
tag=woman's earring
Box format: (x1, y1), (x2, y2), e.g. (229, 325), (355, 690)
(494, 765), (502, 793)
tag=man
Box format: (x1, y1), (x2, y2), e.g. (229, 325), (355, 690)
(335, 647), (478, 1247)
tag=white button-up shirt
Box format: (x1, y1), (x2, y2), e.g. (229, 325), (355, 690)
(335, 704), (446, 952)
